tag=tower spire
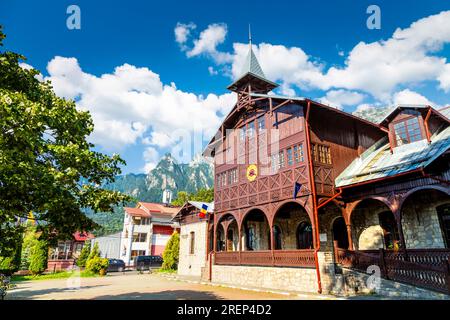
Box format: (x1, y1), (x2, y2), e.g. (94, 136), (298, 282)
(248, 23), (252, 47)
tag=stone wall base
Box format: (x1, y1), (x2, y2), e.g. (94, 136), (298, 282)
(210, 262), (449, 299)
(211, 265), (319, 293)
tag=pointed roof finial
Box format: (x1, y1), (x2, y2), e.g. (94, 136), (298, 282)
(248, 23), (252, 46)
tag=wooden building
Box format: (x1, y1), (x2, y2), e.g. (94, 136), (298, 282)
(200, 41), (450, 297)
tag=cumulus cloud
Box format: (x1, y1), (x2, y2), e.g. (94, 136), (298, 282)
(179, 11), (450, 105)
(318, 89), (365, 109)
(45, 56), (235, 169)
(176, 23), (233, 64)
(143, 147), (160, 173)
(392, 89), (435, 106)
(174, 22), (196, 49)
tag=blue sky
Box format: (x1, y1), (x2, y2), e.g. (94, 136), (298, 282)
(1, 0), (449, 173)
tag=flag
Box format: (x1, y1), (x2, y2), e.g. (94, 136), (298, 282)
(27, 211), (36, 225)
(293, 182), (302, 199)
(199, 203), (208, 219)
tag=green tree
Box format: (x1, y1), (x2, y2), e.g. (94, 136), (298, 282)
(28, 239), (48, 275)
(76, 240), (91, 267)
(0, 232), (22, 275)
(20, 225), (39, 270)
(161, 231), (180, 271)
(171, 188), (213, 207)
(87, 242), (100, 261)
(0, 27), (131, 256)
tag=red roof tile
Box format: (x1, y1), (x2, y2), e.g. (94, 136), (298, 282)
(124, 207), (150, 217)
(73, 231), (95, 241)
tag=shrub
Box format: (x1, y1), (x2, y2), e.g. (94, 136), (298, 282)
(87, 242), (100, 261)
(85, 256), (109, 275)
(162, 231), (179, 271)
(29, 240), (48, 275)
(76, 241), (91, 268)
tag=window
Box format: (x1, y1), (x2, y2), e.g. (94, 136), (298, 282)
(292, 144), (304, 164)
(189, 232), (195, 254)
(287, 148), (293, 166)
(229, 168), (238, 184)
(239, 126), (246, 141)
(131, 250), (145, 258)
(312, 144), (331, 164)
(247, 121), (255, 138)
(278, 151), (285, 168)
(394, 117), (423, 146)
(257, 116), (265, 132)
(133, 232), (147, 243)
(271, 153), (278, 173)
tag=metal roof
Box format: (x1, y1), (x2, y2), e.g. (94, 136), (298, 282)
(227, 45), (278, 90)
(335, 125), (450, 187)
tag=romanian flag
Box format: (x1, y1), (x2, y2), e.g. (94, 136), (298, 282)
(199, 204), (208, 219)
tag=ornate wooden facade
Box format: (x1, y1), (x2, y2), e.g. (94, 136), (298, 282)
(202, 43), (450, 294)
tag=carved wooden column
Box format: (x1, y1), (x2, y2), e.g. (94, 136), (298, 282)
(213, 213), (218, 253)
(346, 224), (354, 250)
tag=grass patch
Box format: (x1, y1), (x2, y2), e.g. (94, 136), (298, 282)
(12, 270), (100, 282)
(155, 268), (177, 274)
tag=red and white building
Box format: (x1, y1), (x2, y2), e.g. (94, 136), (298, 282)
(120, 202), (180, 266)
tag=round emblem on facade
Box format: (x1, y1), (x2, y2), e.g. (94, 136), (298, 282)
(246, 164), (258, 182)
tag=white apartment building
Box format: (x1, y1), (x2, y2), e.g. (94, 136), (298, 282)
(120, 202), (180, 266)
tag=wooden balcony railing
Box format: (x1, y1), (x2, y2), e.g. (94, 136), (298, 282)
(334, 247), (450, 295)
(215, 250), (315, 268)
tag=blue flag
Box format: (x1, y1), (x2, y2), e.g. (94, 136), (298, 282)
(293, 182), (302, 199)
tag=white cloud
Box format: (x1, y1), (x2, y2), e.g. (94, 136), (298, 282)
(182, 11), (450, 102)
(318, 89), (365, 109)
(45, 56), (236, 169)
(143, 147), (159, 173)
(177, 23), (233, 64)
(438, 64), (450, 92)
(208, 66), (218, 75)
(392, 89), (434, 106)
(175, 22), (196, 47)
(19, 62), (44, 81)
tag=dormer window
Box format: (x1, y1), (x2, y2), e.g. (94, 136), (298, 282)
(393, 117), (423, 146)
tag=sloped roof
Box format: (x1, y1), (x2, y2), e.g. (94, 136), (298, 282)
(336, 124), (450, 187)
(138, 202), (180, 215)
(124, 207), (150, 218)
(227, 45), (278, 91)
(73, 231), (95, 241)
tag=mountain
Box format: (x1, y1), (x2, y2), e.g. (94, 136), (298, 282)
(87, 153), (214, 235)
(352, 105), (391, 123)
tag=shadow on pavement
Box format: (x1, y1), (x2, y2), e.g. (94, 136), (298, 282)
(92, 290), (223, 300)
(7, 285), (107, 300)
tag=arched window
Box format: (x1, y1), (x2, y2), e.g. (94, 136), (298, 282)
(296, 222), (313, 249)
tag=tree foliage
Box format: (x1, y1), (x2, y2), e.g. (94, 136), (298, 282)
(0, 26), (131, 255)
(85, 256), (109, 275)
(171, 188), (214, 207)
(28, 239), (48, 275)
(76, 240), (91, 267)
(161, 231), (180, 270)
(20, 225), (39, 270)
(87, 242), (100, 261)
